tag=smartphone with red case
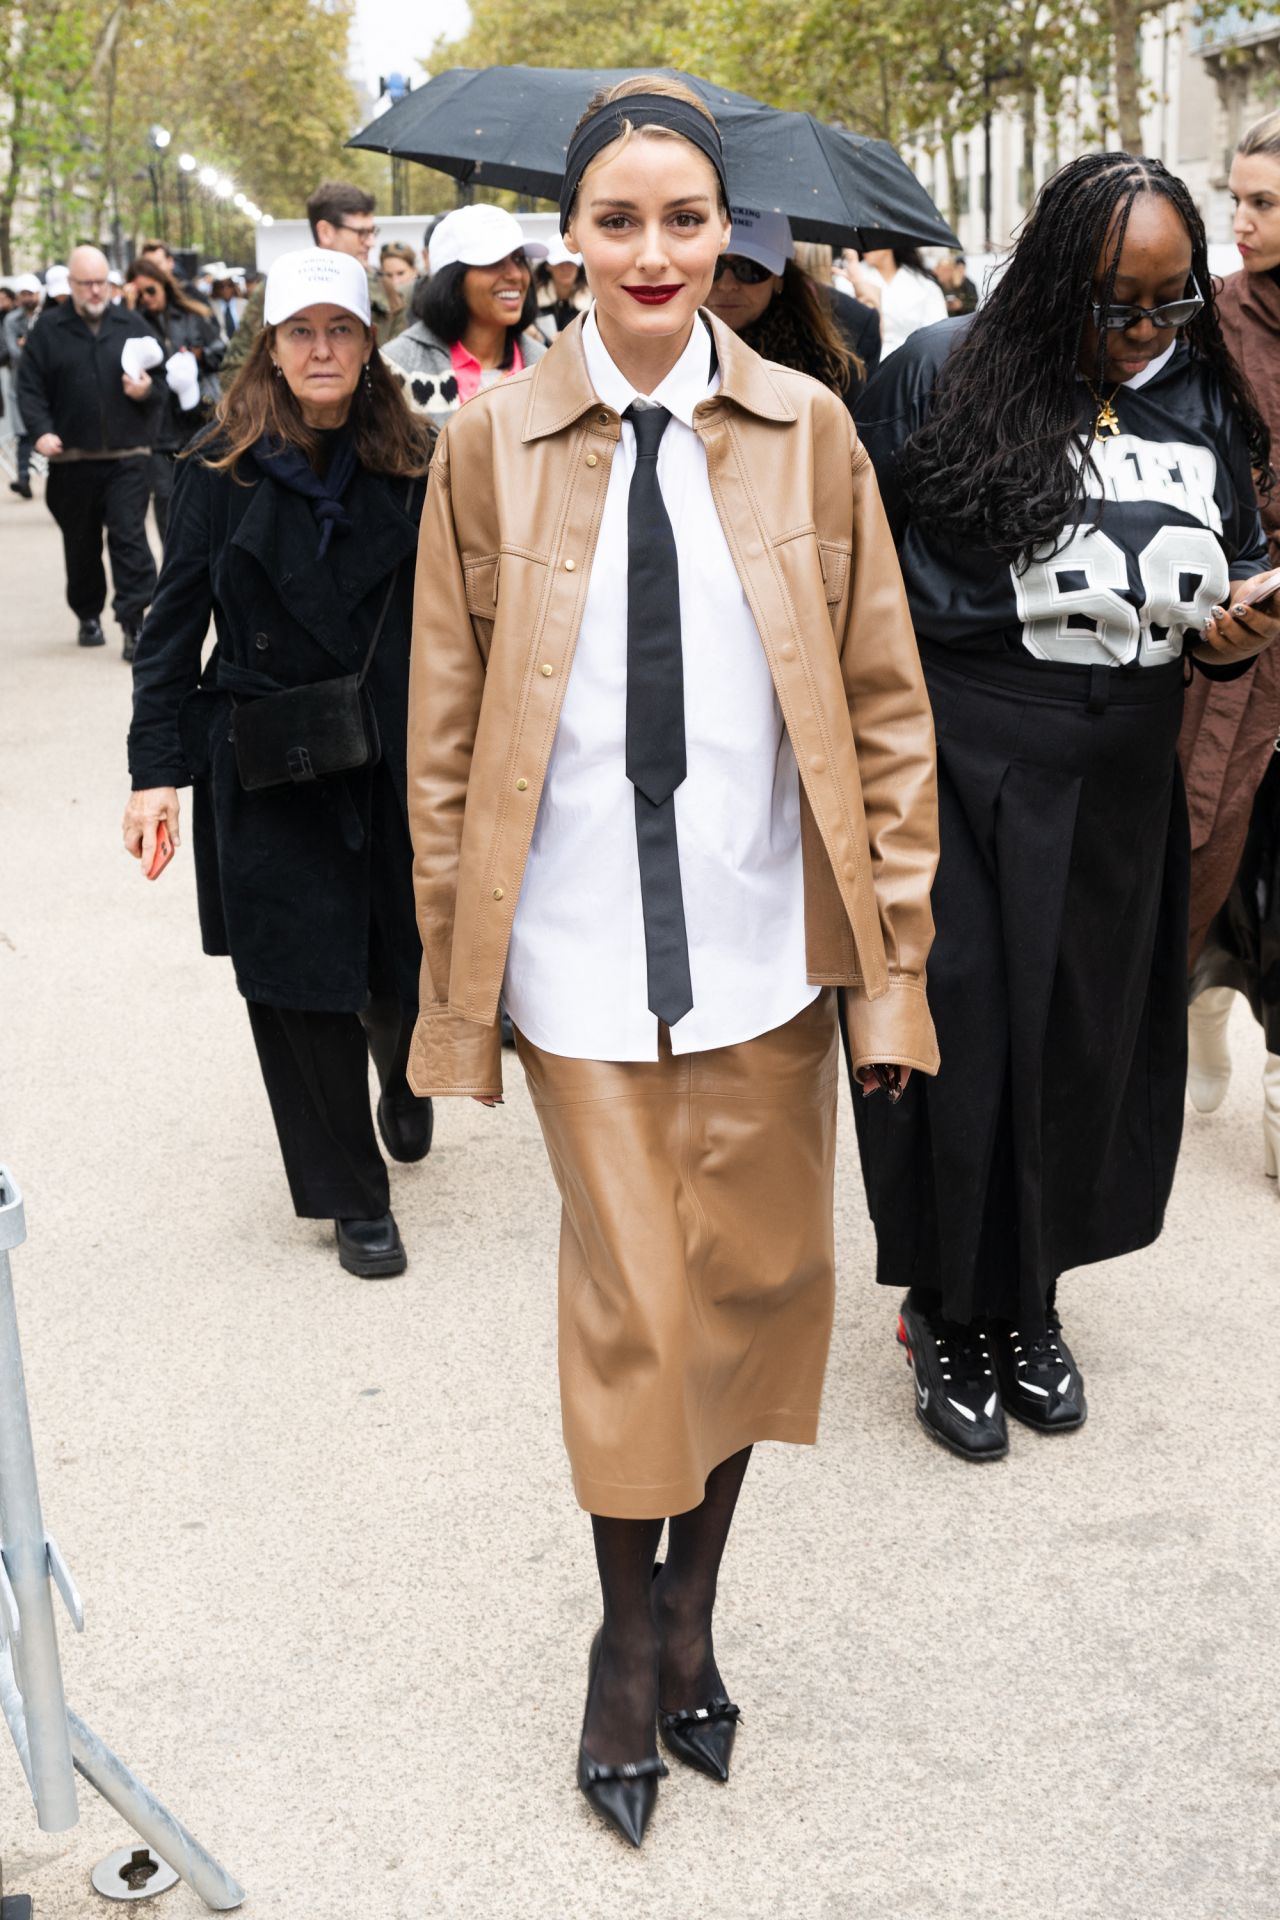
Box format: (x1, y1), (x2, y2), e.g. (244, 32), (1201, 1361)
(147, 819), (174, 880)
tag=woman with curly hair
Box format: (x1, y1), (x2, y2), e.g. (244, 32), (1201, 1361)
(853, 152), (1280, 1460)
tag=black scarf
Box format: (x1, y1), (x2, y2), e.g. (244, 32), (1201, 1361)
(251, 430), (358, 559)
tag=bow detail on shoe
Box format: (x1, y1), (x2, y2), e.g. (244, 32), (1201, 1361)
(659, 1698), (742, 1735)
(578, 1753), (669, 1787)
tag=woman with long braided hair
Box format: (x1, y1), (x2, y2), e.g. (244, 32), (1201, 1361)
(853, 152), (1280, 1460)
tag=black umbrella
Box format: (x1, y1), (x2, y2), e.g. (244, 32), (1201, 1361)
(349, 66), (958, 252)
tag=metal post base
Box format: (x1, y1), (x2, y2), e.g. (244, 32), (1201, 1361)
(0, 1168), (245, 1912)
(91, 1848), (180, 1902)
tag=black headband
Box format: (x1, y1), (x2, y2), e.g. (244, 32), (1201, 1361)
(559, 93), (729, 234)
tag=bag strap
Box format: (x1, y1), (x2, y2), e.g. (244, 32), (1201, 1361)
(355, 478), (418, 689)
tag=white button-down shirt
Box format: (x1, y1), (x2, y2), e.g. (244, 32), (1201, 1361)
(502, 308), (817, 1061)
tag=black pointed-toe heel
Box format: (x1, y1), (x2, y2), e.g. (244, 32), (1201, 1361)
(577, 1629), (667, 1848)
(651, 1563), (742, 1783)
(658, 1696), (741, 1782)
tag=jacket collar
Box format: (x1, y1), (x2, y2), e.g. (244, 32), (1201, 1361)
(52, 299), (135, 340)
(230, 463), (420, 671)
(521, 307), (795, 442)
(1236, 265), (1280, 334)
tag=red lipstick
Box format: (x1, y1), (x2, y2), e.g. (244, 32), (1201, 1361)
(624, 285), (682, 305)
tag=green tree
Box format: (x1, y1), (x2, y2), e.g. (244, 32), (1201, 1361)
(427, 0), (688, 75)
(0, 0), (125, 272)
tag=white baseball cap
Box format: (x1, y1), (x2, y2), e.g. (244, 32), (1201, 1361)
(546, 233), (583, 268)
(44, 264), (71, 297)
(429, 205), (548, 273)
(725, 208), (793, 278)
(264, 247), (371, 326)
(14, 273), (42, 295)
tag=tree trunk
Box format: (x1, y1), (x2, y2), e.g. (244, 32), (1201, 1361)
(1021, 82), (1037, 211)
(0, 84), (27, 276)
(1111, 0), (1144, 151)
(944, 130), (962, 235)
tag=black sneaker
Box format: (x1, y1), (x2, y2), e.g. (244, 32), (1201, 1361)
(121, 625), (140, 663)
(77, 617), (105, 647)
(991, 1310), (1087, 1432)
(9, 479), (32, 499)
(896, 1297), (1008, 1461)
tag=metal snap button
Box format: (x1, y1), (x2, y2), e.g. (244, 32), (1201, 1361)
(597, 410), (609, 425)
(493, 887), (504, 901)
(254, 632), (269, 651)
(540, 663), (554, 677)
(564, 558), (576, 572)
(586, 454), (598, 468)
(516, 778), (528, 791)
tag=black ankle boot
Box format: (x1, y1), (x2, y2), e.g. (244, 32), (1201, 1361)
(577, 1629), (666, 1847)
(334, 1212), (406, 1279)
(376, 1090), (433, 1163)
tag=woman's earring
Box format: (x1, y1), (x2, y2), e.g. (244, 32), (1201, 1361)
(363, 362), (374, 395)
(272, 362), (282, 378)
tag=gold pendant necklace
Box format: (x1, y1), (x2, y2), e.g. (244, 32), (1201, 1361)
(1086, 381), (1122, 437)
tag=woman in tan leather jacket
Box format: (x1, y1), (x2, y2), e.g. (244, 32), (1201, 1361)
(405, 76), (939, 1846)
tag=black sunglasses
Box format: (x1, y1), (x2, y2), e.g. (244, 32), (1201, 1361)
(1089, 278), (1204, 334)
(713, 255), (774, 286)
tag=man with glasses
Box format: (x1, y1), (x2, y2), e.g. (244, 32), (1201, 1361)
(16, 244), (162, 656)
(221, 180), (393, 376)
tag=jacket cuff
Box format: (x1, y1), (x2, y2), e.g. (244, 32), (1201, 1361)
(408, 1008), (503, 1099)
(130, 764), (191, 791)
(842, 975), (940, 1077)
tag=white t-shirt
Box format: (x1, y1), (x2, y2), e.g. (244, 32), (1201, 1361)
(875, 266), (949, 359)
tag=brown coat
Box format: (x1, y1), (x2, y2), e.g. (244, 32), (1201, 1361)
(1178, 268), (1280, 963)
(404, 311), (940, 1099)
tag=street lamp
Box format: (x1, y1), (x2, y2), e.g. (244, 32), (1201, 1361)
(147, 124), (171, 242)
(380, 71), (413, 214)
(176, 152), (196, 249)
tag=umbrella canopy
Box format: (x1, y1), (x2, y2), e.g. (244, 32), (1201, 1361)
(349, 66), (958, 252)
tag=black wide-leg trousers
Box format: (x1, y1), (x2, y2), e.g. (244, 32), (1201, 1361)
(246, 993), (416, 1221)
(44, 456), (156, 626)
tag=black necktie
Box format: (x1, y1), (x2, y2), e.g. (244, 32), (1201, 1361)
(625, 402), (694, 1027)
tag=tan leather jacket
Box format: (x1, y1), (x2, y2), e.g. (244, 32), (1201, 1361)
(406, 311), (939, 1099)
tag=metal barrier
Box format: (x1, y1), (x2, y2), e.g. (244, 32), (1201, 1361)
(0, 1165), (245, 1909)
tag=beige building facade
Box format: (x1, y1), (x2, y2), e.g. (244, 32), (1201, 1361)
(906, 5), (1280, 259)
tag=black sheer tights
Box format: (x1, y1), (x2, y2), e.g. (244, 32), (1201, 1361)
(583, 1446), (752, 1765)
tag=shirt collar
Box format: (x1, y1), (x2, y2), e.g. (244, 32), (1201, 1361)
(582, 306), (719, 429)
(1122, 340), (1177, 390)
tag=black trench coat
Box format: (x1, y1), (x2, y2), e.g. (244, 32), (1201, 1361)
(128, 446), (425, 1012)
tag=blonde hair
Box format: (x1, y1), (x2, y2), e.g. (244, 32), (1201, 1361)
(793, 242), (834, 285)
(567, 75), (726, 218)
(1238, 108), (1280, 162)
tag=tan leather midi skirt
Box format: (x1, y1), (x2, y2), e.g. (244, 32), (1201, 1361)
(514, 990), (839, 1519)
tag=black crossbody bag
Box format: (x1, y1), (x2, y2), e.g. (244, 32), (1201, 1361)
(231, 489), (413, 792)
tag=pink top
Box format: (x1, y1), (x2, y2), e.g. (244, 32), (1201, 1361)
(449, 335), (526, 405)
